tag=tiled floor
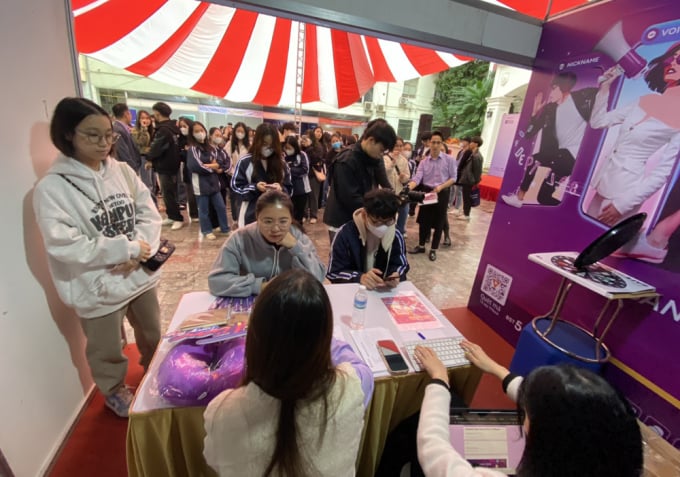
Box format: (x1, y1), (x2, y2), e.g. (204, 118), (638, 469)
(139, 199), (496, 337)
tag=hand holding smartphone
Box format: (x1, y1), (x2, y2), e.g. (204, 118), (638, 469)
(377, 340), (409, 375)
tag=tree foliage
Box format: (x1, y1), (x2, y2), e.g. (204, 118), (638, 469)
(432, 61), (493, 137)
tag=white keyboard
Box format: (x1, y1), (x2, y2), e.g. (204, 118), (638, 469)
(403, 336), (469, 371)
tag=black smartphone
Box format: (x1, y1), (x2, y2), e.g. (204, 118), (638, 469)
(377, 340), (409, 375)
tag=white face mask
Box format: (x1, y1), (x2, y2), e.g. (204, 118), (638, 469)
(193, 132), (206, 142)
(180, 127), (189, 136)
(366, 221), (390, 238)
(261, 146), (274, 158)
(213, 137), (223, 145)
(235, 132), (245, 140)
(402, 150), (412, 159)
(284, 148), (295, 156)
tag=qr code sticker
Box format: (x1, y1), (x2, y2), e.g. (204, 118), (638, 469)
(481, 264), (513, 306)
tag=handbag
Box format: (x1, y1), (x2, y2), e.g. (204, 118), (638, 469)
(142, 238), (175, 271)
(470, 186), (481, 207)
(313, 167), (326, 182)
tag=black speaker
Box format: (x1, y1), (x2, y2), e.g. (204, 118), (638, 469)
(415, 114), (433, 151)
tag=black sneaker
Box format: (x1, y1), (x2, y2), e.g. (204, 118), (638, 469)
(429, 250), (437, 261)
(443, 236), (452, 247)
(409, 246), (426, 254)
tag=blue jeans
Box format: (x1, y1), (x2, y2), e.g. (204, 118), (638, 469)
(197, 193), (229, 235)
(396, 202), (409, 234)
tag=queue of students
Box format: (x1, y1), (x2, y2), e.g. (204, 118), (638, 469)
(34, 97), (644, 477)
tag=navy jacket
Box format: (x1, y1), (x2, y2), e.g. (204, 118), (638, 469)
(187, 145), (222, 196)
(327, 220), (409, 283)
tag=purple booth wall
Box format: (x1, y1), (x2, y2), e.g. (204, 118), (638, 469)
(470, 0), (680, 447)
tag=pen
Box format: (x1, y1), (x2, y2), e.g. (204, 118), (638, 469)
(417, 332), (427, 340)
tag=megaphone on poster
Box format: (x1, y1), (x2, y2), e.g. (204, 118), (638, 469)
(594, 21), (647, 79)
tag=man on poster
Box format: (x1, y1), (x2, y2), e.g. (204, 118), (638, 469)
(502, 72), (596, 208)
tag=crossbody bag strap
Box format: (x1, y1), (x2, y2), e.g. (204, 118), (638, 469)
(58, 173), (118, 233)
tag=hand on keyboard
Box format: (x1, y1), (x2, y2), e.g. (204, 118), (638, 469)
(404, 336), (470, 371)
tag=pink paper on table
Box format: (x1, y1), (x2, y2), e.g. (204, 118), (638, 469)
(381, 292), (443, 330)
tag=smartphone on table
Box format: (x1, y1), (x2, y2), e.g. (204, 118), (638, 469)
(377, 340), (409, 375)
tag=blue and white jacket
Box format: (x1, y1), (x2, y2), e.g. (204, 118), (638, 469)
(187, 145), (226, 196)
(327, 209), (409, 284)
(231, 153), (293, 225)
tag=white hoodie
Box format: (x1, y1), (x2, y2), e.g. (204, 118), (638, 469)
(33, 155), (162, 318)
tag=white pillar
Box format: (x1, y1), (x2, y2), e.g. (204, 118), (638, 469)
(480, 96), (513, 167)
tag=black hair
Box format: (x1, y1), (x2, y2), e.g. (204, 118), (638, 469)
(516, 365), (642, 477)
(363, 188), (400, 219)
(111, 103), (129, 119)
(50, 97), (111, 157)
(361, 118), (397, 151)
(551, 71), (578, 93)
(281, 121), (296, 133)
(283, 136), (301, 156)
(431, 130), (444, 141)
(470, 135), (483, 147)
(250, 123), (284, 184)
(255, 190), (295, 219)
(151, 101), (172, 118)
(244, 269), (336, 477)
(230, 121), (250, 153)
(461, 136), (472, 143)
(188, 121), (210, 151)
(420, 131), (433, 141)
(644, 41), (680, 93)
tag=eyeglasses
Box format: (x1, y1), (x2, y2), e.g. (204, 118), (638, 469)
(76, 130), (121, 145)
(259, 218), (291, 229)
(664, 53), (680, 67)
(368, 215), (396, 226)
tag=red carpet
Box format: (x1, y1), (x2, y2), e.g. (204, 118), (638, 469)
(47, 345), (144, 477)
(48, 309), (513, 476)
(479, 174), (503, 203)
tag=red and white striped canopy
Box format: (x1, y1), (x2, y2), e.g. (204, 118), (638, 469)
(71, 0), (589, 108)
(72, 0), (472, 108)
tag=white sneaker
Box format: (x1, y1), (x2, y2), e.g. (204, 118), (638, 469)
(501, 194), (523, 208)
(171, 221), (184, 230)
(612, 233), (667, 264)
(161, 218), (174, 226)
(105, 386), (134, 418)
(205, 232), (217, 240)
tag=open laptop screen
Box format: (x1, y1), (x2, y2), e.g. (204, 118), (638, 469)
(449, 410), (526, 475)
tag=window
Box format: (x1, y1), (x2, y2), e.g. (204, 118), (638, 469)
(98, 88), (126, 115)
(362, 87), (374, 103)
(397, 119), (413, 140)
(402, 79), (418, 98)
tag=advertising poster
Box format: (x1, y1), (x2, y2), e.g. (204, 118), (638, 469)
(487, 113), (519, 178)
(470, 0), (680, 446)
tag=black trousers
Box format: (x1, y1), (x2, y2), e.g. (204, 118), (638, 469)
(417, 188), (450, 249)
(292, 193), (309, 223)
(462, 184), (474, 217)
(158, 173), (183, 221)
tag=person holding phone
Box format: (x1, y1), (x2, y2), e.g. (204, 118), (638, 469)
(327, 188), (409, 290)
(414, 341), (642, 477)
(203, 269), (373, 476)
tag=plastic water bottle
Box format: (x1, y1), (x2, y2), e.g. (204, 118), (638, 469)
(351, 285), (368, 329)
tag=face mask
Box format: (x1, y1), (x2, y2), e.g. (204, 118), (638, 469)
(213, 137), (223, 146)
(332, 141), (343, 150)
(402, 150), (412, 159)
(180, 127), (189, 136)
(261, 146), (274, 158)
(235, 132), (245, 140)
(366, 221), (390, 238)
(193, 132), (206, 142)
(284, 148), (295, 156)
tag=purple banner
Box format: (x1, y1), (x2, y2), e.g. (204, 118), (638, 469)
(471, 0), (680, 446)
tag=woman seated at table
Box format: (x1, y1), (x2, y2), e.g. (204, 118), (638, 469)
(203, 269), (374, 476)
(208, 190), (325, 297)
(414, 342), (642, 477)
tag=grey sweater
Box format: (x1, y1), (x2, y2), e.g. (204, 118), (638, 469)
(208, 222), (326, 297)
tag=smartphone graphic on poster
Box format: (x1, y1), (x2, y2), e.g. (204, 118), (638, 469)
(376, 340), (409, 375)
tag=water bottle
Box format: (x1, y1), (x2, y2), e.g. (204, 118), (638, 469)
(351, 285), (368, 329)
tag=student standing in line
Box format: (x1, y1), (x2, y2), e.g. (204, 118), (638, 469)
(34, 97), (162, 418)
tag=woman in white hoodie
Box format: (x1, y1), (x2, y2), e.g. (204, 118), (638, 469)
(33, 97), (162, 418)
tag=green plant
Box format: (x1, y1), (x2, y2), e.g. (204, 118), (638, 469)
(432, 61), (493, 137)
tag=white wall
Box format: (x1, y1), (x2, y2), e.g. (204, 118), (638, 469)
(0, 1), (93, 476)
